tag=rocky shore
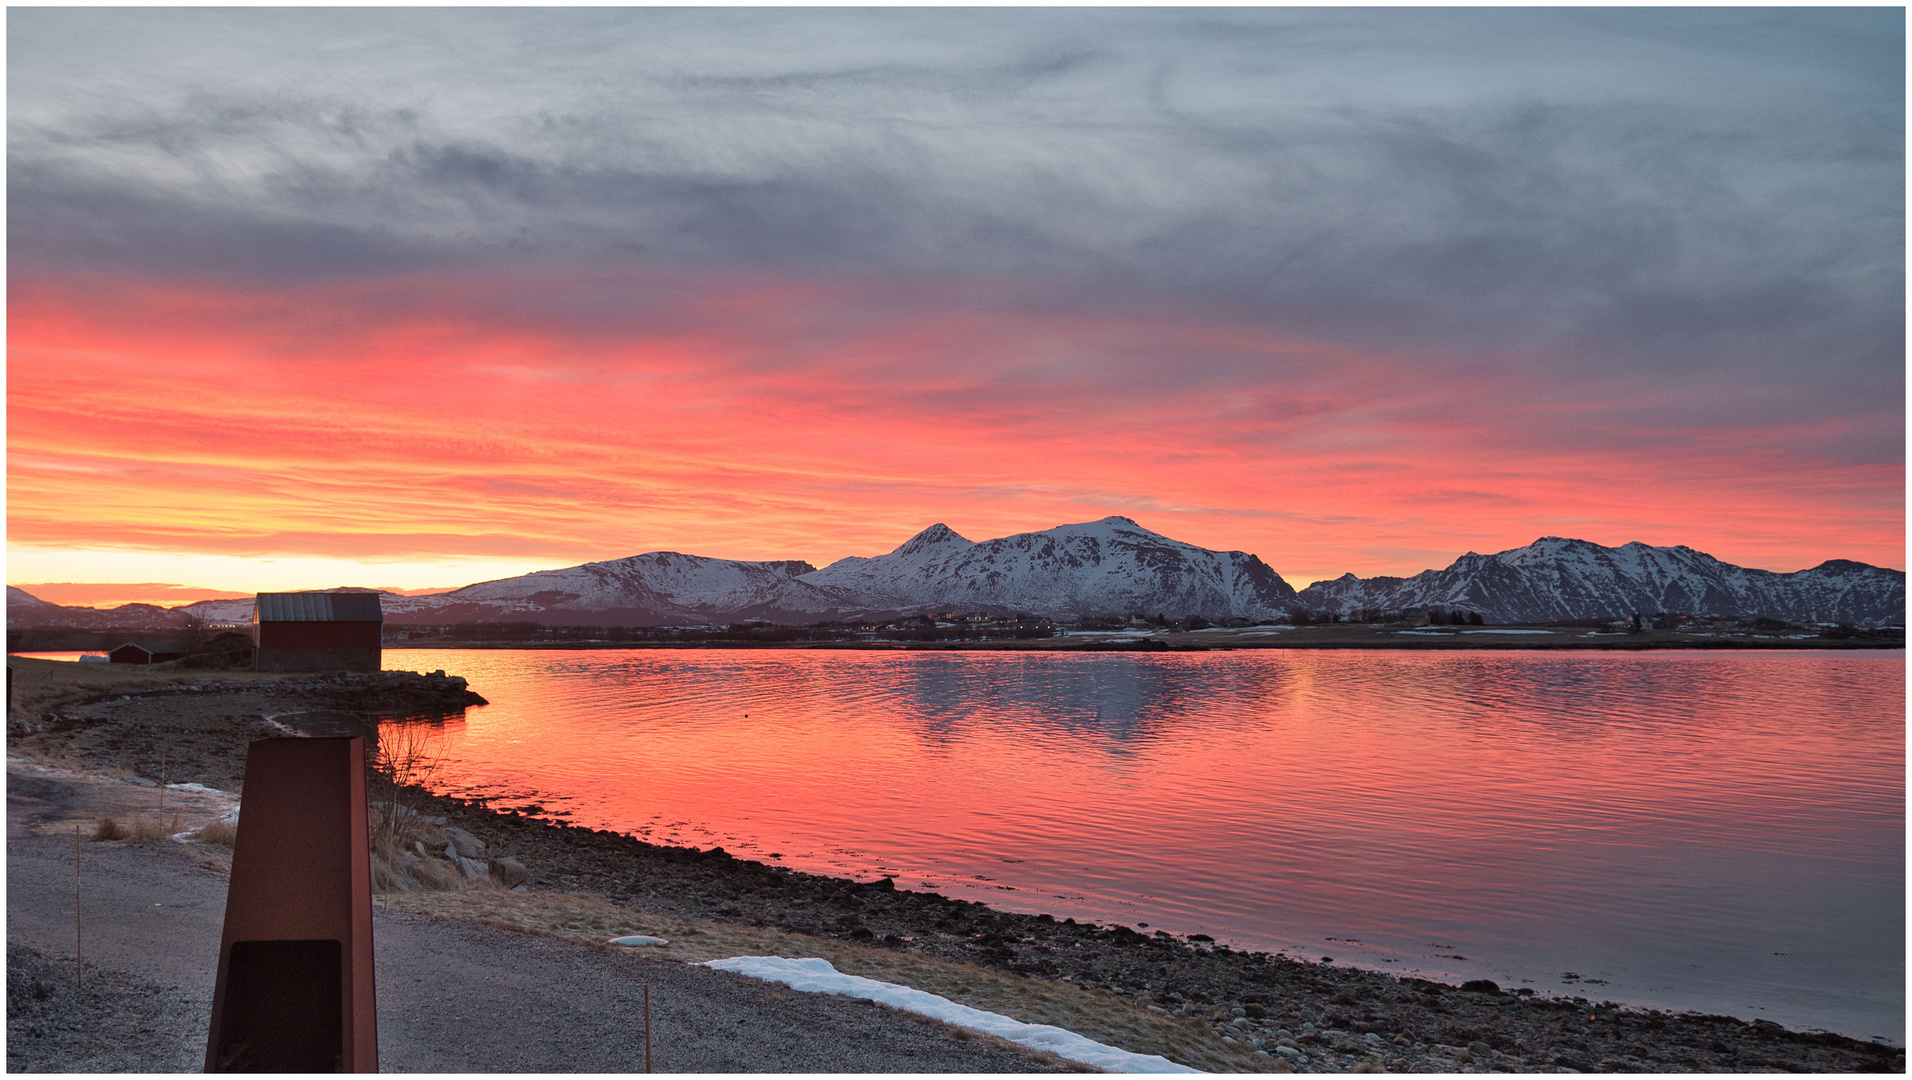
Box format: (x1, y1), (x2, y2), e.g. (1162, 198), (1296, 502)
(6, 657), (1900, 1074)
(6, 661), (485, 793)
(413, 793), (1902, 1074)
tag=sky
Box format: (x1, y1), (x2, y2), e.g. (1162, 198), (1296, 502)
(7, 8), (1904, 608)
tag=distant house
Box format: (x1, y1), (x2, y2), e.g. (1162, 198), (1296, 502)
(108, 640), (189, 664)
(252, 591), (383, 672)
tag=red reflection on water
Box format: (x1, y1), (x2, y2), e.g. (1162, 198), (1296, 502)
(385, 648), (1903, 1039)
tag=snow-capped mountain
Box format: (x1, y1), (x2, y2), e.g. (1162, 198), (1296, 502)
(381, 517), (1298, 624)
(9, 518), (1299, 628)
(183, 596), (265, 623)
(9, 527), (1901, 630)
(383, 551), (849, 626)
(798, 522), (976, 599)
(803, 517), (1298, 620)
(1296, 537), (1905, 626)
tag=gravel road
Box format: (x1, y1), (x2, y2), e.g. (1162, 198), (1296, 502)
(7, 774), (1063, 1073)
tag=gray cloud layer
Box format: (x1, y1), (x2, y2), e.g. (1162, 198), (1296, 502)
(9, 8), (1903, 426)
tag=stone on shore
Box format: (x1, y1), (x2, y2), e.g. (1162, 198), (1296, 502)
(441, 825), (486, 859)
(491, 856), (532, 888)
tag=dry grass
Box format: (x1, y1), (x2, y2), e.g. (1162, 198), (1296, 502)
(367, 805), (503, 894)
(89, 810), (183, 844)
(379, 889), (1279, 1073)
(126, 810), (183, 843)
(196, 816), (238, 848)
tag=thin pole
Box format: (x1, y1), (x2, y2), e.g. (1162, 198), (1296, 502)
(159, 745), (168, 812)
(644, 984), (652, 1073)
(74, 823), (83, 990)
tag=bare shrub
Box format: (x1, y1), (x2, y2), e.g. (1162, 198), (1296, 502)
(125, 811), (182, 844)
(91, 817), (126, 842)
(371, 855), (399, 892)
(368, 721), (448, 858)
(367, 790), (479, 894)
(197, 816), (238, 848)
(372, 848), (470, 893)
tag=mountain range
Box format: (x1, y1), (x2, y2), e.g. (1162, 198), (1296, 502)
(7, 518), (1904, 629)
(1295, 536), (1903, 627)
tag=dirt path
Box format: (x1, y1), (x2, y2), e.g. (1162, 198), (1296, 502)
(6, 769), (1065, 1073)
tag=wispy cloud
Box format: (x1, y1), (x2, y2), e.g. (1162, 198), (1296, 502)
(6, 8), (1901, 588)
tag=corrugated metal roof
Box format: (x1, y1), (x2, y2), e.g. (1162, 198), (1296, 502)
(254, 591), (384, 623)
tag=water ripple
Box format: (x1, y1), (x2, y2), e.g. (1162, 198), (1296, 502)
(384, 648), (1903, 1041)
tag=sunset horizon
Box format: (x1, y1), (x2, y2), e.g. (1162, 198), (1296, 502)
(9, 510), (1905, 614)
(7, 9), (1902, 1069)
(8, 8), (1901, 609)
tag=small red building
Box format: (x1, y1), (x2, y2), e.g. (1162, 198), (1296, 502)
(252, 592), (383, 673)
(109, 640), (189, 664)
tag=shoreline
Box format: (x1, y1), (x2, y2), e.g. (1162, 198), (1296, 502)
(5, 656), (1901, 1072)
(380, 638), (1903, 652)
(16, 621), (1900, 658)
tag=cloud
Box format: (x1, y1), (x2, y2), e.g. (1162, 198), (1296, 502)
(9, 10), (1899, 370)
(6, 8), (1901, 586)
(8, 272), (1901, 584)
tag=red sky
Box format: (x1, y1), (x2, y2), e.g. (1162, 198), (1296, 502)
(8, 269), (1901, 600)
(8, 10), (1900, 604)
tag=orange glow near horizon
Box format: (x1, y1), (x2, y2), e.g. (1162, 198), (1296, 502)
(8, 270), (1903, 596)
(10, 581), (457, 610)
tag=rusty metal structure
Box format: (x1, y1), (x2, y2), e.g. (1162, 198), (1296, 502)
(252, 591), (383, 672)
(206, 737), (377, 1072)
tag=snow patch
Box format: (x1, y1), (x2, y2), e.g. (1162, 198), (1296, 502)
(704, 956), (1203, 1073)
(1460, 629), (1554, 635)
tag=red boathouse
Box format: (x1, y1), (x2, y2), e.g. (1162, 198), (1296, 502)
(108, 640), (189, 664)
(252, 592), (383, 673)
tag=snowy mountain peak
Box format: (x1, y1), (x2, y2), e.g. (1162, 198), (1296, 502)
(13, 526), (1896, 632)
(802, 516), (1297, 619)
(1299, 537), (1903, 625)
(1019, 516), (1168, 543)
(890, 523), (974, 557)
(582, 551), (814, 578)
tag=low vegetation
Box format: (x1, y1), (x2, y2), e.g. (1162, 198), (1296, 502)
(89, 811), (182, 845)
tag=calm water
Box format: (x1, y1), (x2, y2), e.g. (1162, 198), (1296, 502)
(379, 647), (1902, 1042)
